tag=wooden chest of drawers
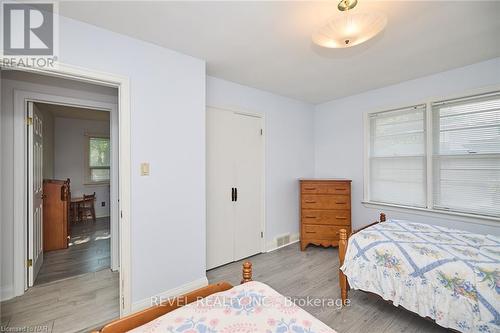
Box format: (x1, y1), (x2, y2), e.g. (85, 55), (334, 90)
(300, 179), (352, 251)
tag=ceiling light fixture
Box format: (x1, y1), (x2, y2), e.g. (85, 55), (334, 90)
(312, 0), (387, 48)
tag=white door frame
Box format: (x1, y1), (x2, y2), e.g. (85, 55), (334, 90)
(27, 101), (44, 286)
(18, 90), (119, 285)
(8, 63), (132, 316)
(206, 105), (266, 254)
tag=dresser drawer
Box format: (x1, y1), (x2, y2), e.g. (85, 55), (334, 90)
(302, 225), (350, 240)
(301, 194), (350, 210)
(301, 182), (350, 195)
(301, 210), (350, 225)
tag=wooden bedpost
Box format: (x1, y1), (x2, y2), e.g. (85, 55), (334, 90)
(241, 261), (252, 284)
(338, 228), (348, 306)
(380, 212), (386, 222)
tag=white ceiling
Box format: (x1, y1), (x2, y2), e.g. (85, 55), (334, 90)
(60, 1), (500, 104)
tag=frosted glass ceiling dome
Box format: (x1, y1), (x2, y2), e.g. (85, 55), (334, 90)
(312, 1), (387, 48)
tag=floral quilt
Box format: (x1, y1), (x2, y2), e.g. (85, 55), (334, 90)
(340, 219), (500, 333)
(129, 281), (336, 333)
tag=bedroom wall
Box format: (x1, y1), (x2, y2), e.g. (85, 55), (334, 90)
(1, 14), (206, 305)
(314, 57), (500, 236)
(206, 76), (315, 250)
(54, 117), (111, 218)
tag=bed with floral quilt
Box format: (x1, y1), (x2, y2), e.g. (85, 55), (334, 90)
(340, 218), (499, 333)
(128, 280), (336, 333)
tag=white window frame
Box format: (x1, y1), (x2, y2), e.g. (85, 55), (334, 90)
(363, 86), (500, 224)
(84, 133), (111, 185)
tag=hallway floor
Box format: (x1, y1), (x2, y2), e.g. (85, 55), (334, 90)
(0, 269), (119, 333)
(36, 217), (111, 285)
(0, 217), (118, 333)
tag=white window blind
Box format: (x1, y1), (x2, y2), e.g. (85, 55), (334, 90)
(432, 92), (500, 217)
(369, 105), (426, 207)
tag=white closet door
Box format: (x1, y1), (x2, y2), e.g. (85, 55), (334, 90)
(28, 102), (44, 286)
(206, 107), (236, 269)
(233, 113), (263, 261)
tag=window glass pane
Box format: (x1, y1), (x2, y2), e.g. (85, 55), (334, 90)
(370, 156), (426, 207)
(89, 137), (110, 167)
(436, 97), (500, 155)
(369, 105), (426, 207)
(91, 168), (110, 182)
(433, 93), (500, 217)
(371, 108), (425, 157)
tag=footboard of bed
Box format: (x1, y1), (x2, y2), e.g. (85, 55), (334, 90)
(338, 212), (386, 306)
(94, 261), (253, 333)
(95, 282), (233, 333)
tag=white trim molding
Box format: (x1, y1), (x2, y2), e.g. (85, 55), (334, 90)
(131, 277), (209, 313)
(4, 62), (132, 316)
(12, 89), (120, 294)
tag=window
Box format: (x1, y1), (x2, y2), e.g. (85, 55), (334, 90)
(432, 93), (500, 217)
(368, 105), (426, 207)
(365, 91), (500, 219)
(86, 135), (110, 184)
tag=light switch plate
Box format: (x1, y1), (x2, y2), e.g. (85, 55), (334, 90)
(140, 162), (150, 176)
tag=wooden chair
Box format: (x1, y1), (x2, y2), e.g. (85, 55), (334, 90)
(79, 192), (97, 223)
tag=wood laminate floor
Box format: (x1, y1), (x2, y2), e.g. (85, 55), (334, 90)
(0, 269), (119, 333)
(207, 243), (452, 333)
(0, 217), (118, 333)
(36, 217), (111, 285)
(1, 241), (452, 333)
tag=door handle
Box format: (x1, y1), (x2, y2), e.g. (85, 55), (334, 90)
(231, 188), (235, 202)
(235, 187), (237, 202)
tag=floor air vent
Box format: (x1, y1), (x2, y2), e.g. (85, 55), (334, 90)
(277, 234), (290, 248)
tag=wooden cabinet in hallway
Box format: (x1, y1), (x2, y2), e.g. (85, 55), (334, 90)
(43, 179), (71, 252)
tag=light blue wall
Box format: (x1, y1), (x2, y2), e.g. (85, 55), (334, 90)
(1, 15), (206, 303)
(207, 76), (315, 247)
(59, 16), (207, 303)
(314, 58), (500, 235)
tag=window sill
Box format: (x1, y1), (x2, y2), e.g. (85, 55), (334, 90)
(362, 201), (500, 227)
(83, 181), (110, 186)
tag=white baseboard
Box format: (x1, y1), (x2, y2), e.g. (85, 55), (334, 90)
(0, 285), (14, 302)
(266, 233), (300, 252)
(131, 276), (209, 312)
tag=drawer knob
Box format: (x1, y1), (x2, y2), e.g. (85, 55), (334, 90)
(336, 216), (347, 220)
(304, 187), (316, 190)
(336, 202), (347, 204)
(305, 216), (317, 219)
(305, 201), (316, 203)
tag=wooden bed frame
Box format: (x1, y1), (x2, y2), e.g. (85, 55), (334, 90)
(338, 212), (386, 305)
(338, 213), (463, 332)
(92, 261), (253, 333)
